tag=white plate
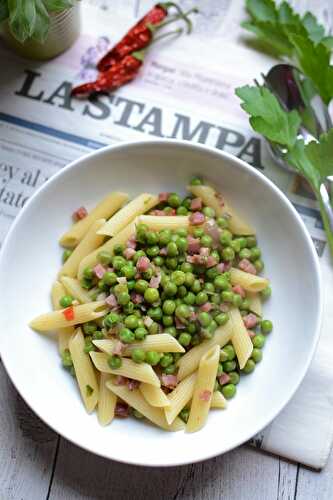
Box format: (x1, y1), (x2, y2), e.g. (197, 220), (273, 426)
(0, 140), (322, 467)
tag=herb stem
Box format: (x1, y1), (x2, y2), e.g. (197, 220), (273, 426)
(318, 194), (333, 260)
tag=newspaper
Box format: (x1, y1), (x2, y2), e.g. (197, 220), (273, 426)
(1, 0), (333, 469)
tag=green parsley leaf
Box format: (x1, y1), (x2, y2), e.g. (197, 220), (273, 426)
(302, 12), (325, 44)
(44, 0), (74, 12)
(0, 0), (9, 22)
(32, 0), (50, 43)
(235, 85), (301, 149)
(8, 0), (37, 43)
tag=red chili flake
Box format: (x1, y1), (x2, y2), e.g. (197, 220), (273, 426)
(63, 306), (74, 321)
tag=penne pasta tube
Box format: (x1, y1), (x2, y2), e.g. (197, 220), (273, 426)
(137, 215), (189, 231)
(59, 219), (106, 277)
(188, 184), (255, 235)
(77, 220), (136, 279)
(106, 382), (185, 431)
(69, 328), (99, 413)
(164, 373), (197, 424)
(229, 307), (253, 369)
(29, 301), (107, 332)
(140, 383), (170, 408)
(247, 292), (262, 317)
(60, 276), (92, 304)
(186, 345), (220, 432)
(60, 192), (128, 248)
(51, 281), (75, 353)
(98, 373), (117, 426)
(97, 193), (158, 236)
(230, 267), (269, 292)
(210, 391), (227, 409)
(93, 334), (185, 356)
(177, 322), (233, 381)
(90, 352), (161, 387)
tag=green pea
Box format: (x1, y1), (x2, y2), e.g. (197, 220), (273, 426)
(119, 328), (135, 344)
(175, 228), (187, 238)
(261, 319), (273, 334)
(112, 256), (126, 271)
(211, 294), (220, 306)
(232, 293), (243, 307)
(178, 332), (192, 346)
(167, 241), (178, 257)
(182, 292), (195, 305)
(103, 271), (117, 285)
(221, 291), (234, 303)
(224, 360), (236, 372)
(165, 326), (177, 337)
(191, 334), (200, 345)
(182, 197), (192, 209)
(252, 334), (266, 348)
(219, 230), (232, 246)
(123, 302), (135, 315)
(175, 304), (190, 319)
(193, 227), (204, 238)
(133, 410), (144, 419)
(117, 292), (130, 305)
(254, 259), (264, 272)
(162, 315), (173, 326)
(168, 193), (181, 208)
(62, 249), (73, 263)
(196, 291), (208, 305)
(222, 383), (236, 399)
(177, 286), (187, 298)
(83, 267), (94, 280)
(146, 231), (158, 245)
(260, 286), (272, 300)
(190, 279), (200, 293)
(216, 217), (229, 229)
(165, 257), (178, 270)
(133, 250), (146, 263)
(240, 298), (250, 310)
(224, 344), (236, 360)
(198, 311), (212, 327)
(242, 359), (255, 374)
(206, 267), (219, 281)
(127, 280), (136, 291)
(136, 223), (149, 238)
(210, 250), (220, 262)
(171, 270), (185, 286)
(159, 230), (172, 246)
(164, 281), (178, 297)
(222, 247), (235, 261)
(104, 312), (120, 328)
(153, 256), (164, 267)
(131, 348), (146, 363)
(201, 329), (213, 340)
(134, 279), (148, 294)
(114, 244), (124, 255)
(217, 363), (224, 376)
(124, 315), (138, 330)
(190, 176), (203, 185)
(176, 237), (188, 252)
(207, 319), (218, 334)
(179, 408), (190, 423)
(108, 355), (122, 369)
(98, 251), (113, 265)
(93, 330), (104, 340)
(134, 327), (147, 340)
(239, 248), (251, 260)
(59, 295), (73, 308)
(149, 322), (159, 335)
(229, 372), (240, 385)
(177, 206), (188, 215)
(83, 322), (97, 335)
(202, 206), (215, 218)
(200, 234), (213, 248)
(203, 282), (214, 293)
(84, 338), (95, 353)
(163, 299), (176, 315)
(145, 351), (160, 366)
(148, 307), (163, 321)
(147, 245), (160, 258)
(219, 348), (228, 362)
(215, 312), (229, 326)
(181, 262), (193, 273)
(142, 268), (154, 280)
(250, 247), (261, 261)
(144, 288), (159, 304)
(160, 353), (173, 368)
(231, 239), (241, 253)
(246, 236), (257, 248)
(187, 322), (197, 334)
(61, 349), (73, 367)
(164, 206), (174, 215)
(252, 348), (263, 363)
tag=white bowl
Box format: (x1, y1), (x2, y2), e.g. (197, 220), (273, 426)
(0, 140), (322, 467)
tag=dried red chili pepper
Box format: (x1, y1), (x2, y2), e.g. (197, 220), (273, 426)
(97, 3), (168, 72)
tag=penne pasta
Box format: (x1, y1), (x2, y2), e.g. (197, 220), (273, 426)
(210, 391), (227, 409)
(186, 345), (220, 432)
(97, 193), (158, 236)
(60, 192), (128, 248)
(140, 383), (170, 408)
(177, 322), (233, 381)
(188, 184), (255, 235)
(51, 281), (75, 353)
(230, 267), (269, 292)
(77, 220), (136, 279)
(137, 215), (189, 231)
(93, 334), (185, 356)
(106, 382), (185, 431)
(247, 292), (262, 317)
(29, 301), (107, 332)
(90, 352), (161, 387)
(60, 276), (92, 304)
(164, 373), (197, 424)
(59, 219), (105, 277)
(229, 307), (253, 369)
(69, 328), (99, 413)
(98, 373), (117, 426)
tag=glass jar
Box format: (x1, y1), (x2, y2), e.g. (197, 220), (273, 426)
(1, 2), (80, 60)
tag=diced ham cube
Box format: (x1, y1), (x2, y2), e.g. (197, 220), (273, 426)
(187, 236), (201, 255)
(131, 292), (144, 304)
(200, 247), (210, 257)
(238, 258), (257, 275)
(216, 263), (225, 273)
(136, 256), (150, 272)
(124, 247), (136, 260)
(161, 374), (178, 389)
(189, 211), (205, 225)
(143, 316), (153, 327)
(206, 256), (217, 268)
(127, 379), (140, 391)
(112, 340), (126, 355)
(158, 192), (170, 202)
(190, 197), (202, 211)
(218, 373), (230, 385)
(105, 293), (118, 308)
(200, 302), (212, 312)
(199, 389), (212, 401)
(115, 402), (129, 417)
(72, 206), (88, 221)
(232, 284), (246, 298)
(93, 263), (106, 279)
(243, 313), (258, 329)
(149, 275), (161, 288)
(114, 375), (127, 385)
(126, 237), (136, 249)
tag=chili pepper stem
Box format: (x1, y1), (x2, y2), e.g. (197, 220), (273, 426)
(318, 195), (333, 261)
(152, 7), (199, 34)
(159, 3), (199, 33)
(132, 27), (183, 61)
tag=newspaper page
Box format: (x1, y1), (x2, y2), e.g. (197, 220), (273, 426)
(0, 0), (332, 469)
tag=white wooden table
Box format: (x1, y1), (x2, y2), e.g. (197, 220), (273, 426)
(1, 362), (331, 500)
